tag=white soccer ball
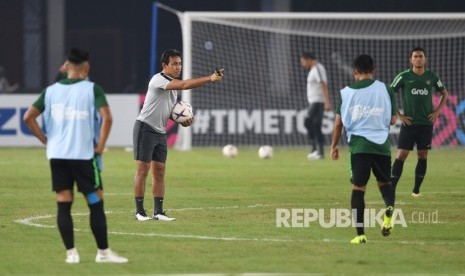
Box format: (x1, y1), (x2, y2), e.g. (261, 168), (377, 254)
(222, 144), (238, 158)
(171, 101), (193, 124)
(258, 145), (273, 159)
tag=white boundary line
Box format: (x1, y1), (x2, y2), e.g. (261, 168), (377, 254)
(143, 272), (314, 276)
(2, 191), (463, 197)
(13, 209), (292, 243)
(13, 204), (465, 246)
(108, 231), (291, 242)
(14, 214), (55, 228)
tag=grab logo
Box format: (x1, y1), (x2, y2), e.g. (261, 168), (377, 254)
(51, 104), (89, 123)
(411, 88), (428, 95)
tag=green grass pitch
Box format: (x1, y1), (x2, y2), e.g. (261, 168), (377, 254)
(0, 147), (464, 274)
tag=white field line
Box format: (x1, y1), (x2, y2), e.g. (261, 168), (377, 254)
(108, 231), (292, 242)
(12, 204), (292, 229)
(321, 238), (465, 246)
(0, 192), (134, 197)
(14, 210), (291, 243)
(13, 204), (464, 246)
(14, 212), (116, 231)
(395, 191), (465, 194)
(147, 274), (317, 276)
(1, 191), (464, 197)
(172, 203), (298, 211)
(365, 201), (465, 205)
(14, 214), (55, 228)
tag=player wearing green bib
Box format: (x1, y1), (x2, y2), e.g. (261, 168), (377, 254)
(390, 47), (448, 197)
(23, 48), (128, 264)
(331, 54), (396, 244)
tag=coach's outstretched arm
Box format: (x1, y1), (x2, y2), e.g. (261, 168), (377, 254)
(23, 107), (47, 145)
(166, 69), (224, 90)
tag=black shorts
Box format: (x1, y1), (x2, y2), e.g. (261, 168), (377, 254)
(397, 124), (433, 151)
(133, 120), (168, 163)
(350, 153), (391, 186)
(50, 158), (103, 194)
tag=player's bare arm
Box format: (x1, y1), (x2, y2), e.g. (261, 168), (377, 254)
(320, 81), (332, 111)
(166, 69), (224, 90)
(95, 106), (112, 155)
(23, 106), (47, 145)
(330, 114), (343, 160)
(428, 89), (448, 123)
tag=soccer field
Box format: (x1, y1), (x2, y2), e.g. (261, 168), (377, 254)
(0, 147), (464, 274)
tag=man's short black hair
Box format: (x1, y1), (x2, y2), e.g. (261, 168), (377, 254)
(161, 49), (182, 65)
(352, 54), (375, 74)
(410, 47), (426, 58)
(301, 51), (316, 60)
(67, 48), (89, 64)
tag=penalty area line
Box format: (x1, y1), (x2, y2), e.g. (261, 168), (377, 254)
(14, 212), (291, 243)
(13, 207), (465, 246)
(108, 231), (292, 242)
(13, 214), (465, 245)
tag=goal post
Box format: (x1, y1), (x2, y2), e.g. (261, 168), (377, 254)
(175, 12), (193, 151)
(173, 11), (465, 150)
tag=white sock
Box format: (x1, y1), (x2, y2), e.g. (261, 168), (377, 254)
(98, 248), (110, 255)
(67, 248), (78, 254)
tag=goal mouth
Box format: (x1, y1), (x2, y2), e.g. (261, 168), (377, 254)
(155, 8), (465, 150)
(186, 13), (465, 40)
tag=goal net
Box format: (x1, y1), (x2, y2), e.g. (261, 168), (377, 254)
(175, 12), (465, 150)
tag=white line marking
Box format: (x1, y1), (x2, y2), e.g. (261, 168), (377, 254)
(108, 231), (291, 242)
(156, 274), (312, 276)
(170, 203), (296, 212)
(16, 214), (462, 245)
(14, 210), (291, 243)
(0, 192), (135, 197)
(14, 214), (55, 228)
(396, 191), (464, 194)
(365, 201), (465, 205)
(171, 205), (239, 211)
(2, 191), (464, 198)
(321, 238), (465, 246)
(13, 204), (465, 246)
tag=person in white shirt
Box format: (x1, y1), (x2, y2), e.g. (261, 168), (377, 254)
(300, 52), (332, 160)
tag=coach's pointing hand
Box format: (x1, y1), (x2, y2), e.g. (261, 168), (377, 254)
(210, 69), (224, 82)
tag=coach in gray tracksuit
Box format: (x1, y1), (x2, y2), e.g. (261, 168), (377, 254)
(132, 49), (224, 221)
